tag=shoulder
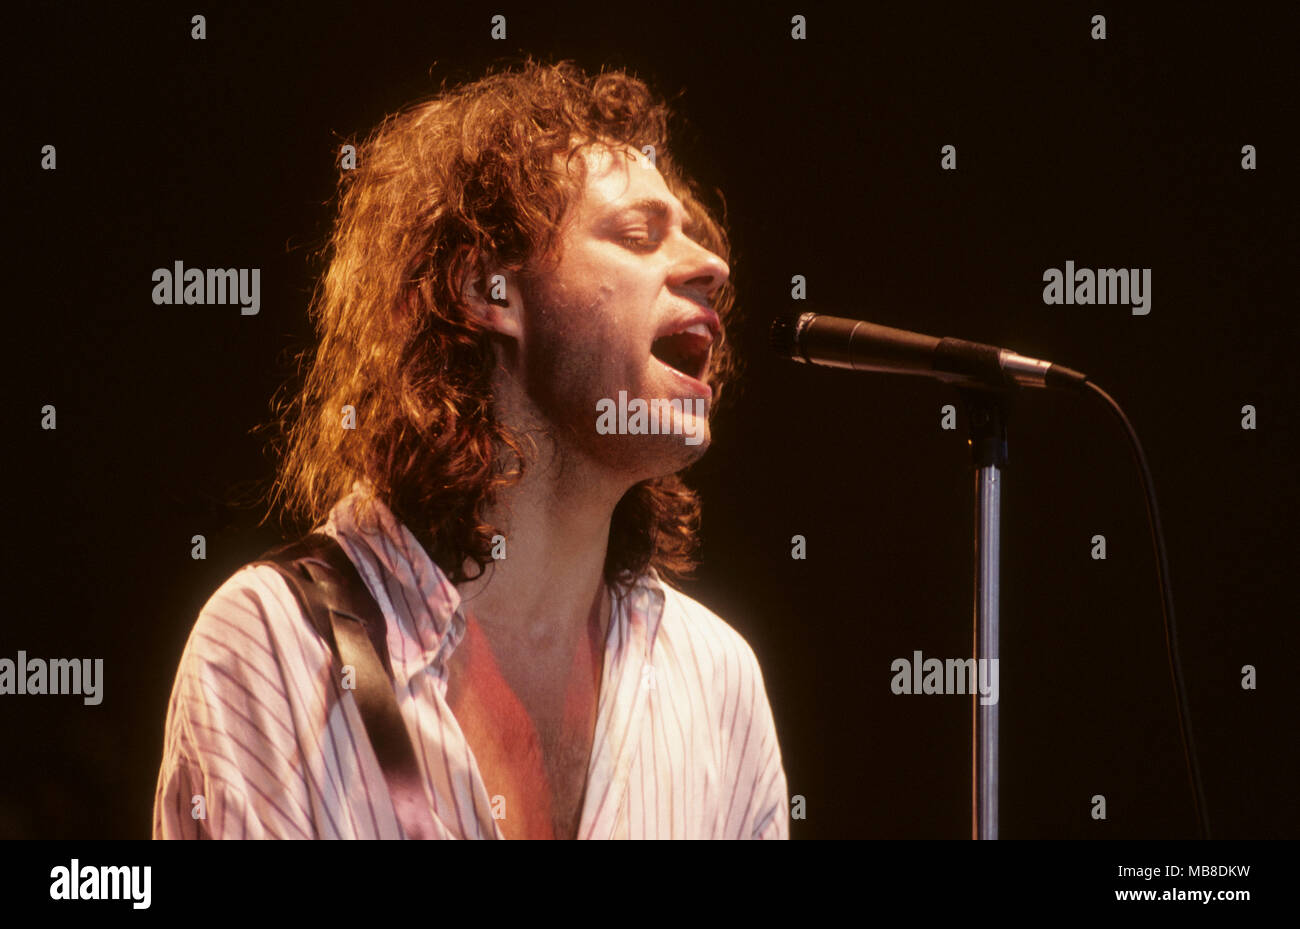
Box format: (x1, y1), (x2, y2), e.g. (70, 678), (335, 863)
(652, 580), (773, 709)
(656, 582), (758, 659)
(187, 563), (317, 662)
(157, 563), (327, 839)
(168, 563), (332, 726)
(651, 579), (788, 837)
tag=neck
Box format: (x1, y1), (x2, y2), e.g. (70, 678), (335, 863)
(453, 426), (627, 655)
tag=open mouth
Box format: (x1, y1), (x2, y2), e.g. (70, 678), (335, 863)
(650, 325), (712, 383)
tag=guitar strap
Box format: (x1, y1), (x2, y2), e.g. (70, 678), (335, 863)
(254, 532), (437, 839)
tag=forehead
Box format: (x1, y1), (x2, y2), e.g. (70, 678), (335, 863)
(565, 143), (679, 221)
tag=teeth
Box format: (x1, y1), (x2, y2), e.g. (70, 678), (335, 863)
(681, 322), (710, 338)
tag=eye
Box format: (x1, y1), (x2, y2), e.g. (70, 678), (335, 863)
(620, 233), (659, 251)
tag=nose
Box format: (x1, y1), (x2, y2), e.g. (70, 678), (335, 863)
(669, 234), (730, 305)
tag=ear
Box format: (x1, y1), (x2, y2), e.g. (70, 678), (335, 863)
(461, 257), (523, 341)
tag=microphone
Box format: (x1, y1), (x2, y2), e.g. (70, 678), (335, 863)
(770, 311), (1088, 392)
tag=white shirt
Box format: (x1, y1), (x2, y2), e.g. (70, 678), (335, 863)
(153, 487), (789, 839)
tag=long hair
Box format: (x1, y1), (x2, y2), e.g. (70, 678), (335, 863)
(265, 57), (742, 591)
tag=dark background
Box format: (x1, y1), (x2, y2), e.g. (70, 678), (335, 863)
(6, 1), (1296, 839)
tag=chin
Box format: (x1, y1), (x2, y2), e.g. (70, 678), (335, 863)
(652, 426), (711, 476)
(605, 429), (711, 486)
(584, 379), (714, 479)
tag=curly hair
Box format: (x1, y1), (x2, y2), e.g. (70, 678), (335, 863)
(264, 57), (742, 592)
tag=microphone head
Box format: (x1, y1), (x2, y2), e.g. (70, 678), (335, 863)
(769, 312), (808, 360)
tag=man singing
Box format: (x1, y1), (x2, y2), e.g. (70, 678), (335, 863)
(153, 58), (788, 839)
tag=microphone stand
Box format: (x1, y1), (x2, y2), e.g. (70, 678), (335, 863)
(958, 386), (1012, 840)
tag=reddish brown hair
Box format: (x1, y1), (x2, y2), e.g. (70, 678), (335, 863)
(265, 57), (741, 590)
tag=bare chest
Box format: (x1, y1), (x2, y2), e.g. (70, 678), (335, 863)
(444, 619), (604, 839)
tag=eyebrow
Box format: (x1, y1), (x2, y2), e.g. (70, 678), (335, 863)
(611, 196), (699, 237)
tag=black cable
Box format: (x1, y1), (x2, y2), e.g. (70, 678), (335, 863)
(1083, 379), (1211, 840)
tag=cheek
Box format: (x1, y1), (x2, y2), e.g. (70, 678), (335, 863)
(532, 286), (640, 370)
(520, 305), (614, 413)
(518, 261), (658, 405)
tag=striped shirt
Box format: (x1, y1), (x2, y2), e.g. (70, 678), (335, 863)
(153, 486), (789, 839)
